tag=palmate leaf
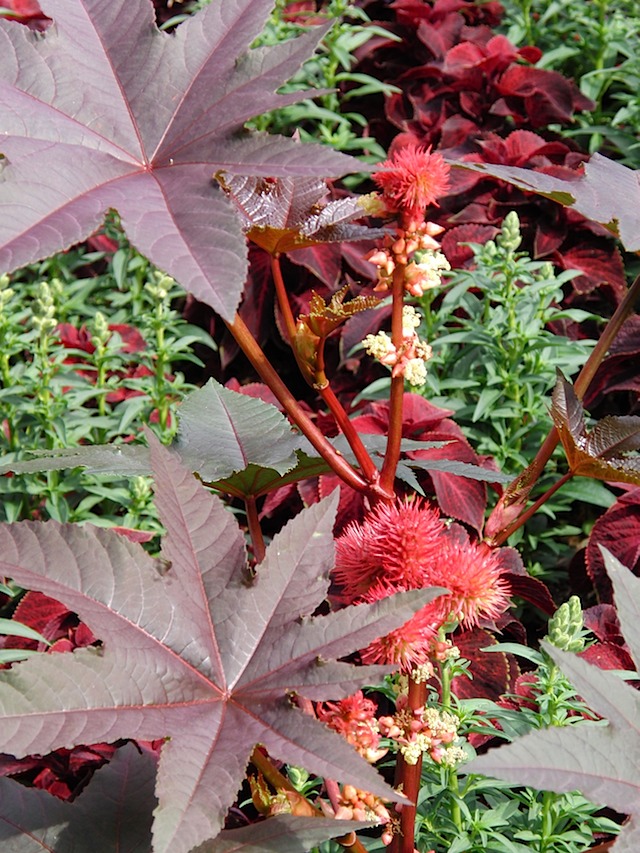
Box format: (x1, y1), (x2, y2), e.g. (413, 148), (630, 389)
(0, 0), (359, 320)
(452, 152), (640, 251)
(465, 549), (640, 852)
(0, 436), (444, 853)
(0, 383), (454, 499)
(551, 371), (640, 485)
(1, 745), (372, 853)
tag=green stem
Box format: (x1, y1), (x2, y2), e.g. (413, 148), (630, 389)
(439, 646), (462, 831)
(540, 790), (555, 853)
(153, 301), (170, 435)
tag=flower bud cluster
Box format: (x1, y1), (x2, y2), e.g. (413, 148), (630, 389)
(366, 221), (449, 297)
(145, 271), (174, 301)
(362, 305), (432, 387)
(314, 691), (392, 829)
(546, 595), (588, 653)
(378, 695), (463, 767)
(318, 784), (392, 824)
(0, 274), (14, 313)
(32, 281), (58, 336)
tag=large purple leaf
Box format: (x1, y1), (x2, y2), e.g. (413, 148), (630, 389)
(465, 549), (640, 852)
(453, 153), (640, 252)
(0, 743), (156, 852)
(551, 372), (640, 486)
(0, 0), (360, 320)
(0, 437), (444, 853)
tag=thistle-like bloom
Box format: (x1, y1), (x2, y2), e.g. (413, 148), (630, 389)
(424, 538), (512, 628)
(333, 499), (446, 600)
(374, 144), (450, 220)
(359, 583), (442, 670)
(333, 502), (511, 670)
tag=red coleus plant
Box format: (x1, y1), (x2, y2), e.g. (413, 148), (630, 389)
(351, 0), (626, 310)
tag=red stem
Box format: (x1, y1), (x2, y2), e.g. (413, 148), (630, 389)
(244, 495), (266, 564)
(492, 471), (574, 546)
(271, 256), (382, 491)
(314, 336), (381, 486)
(390, 677), (426, 853)
(225, 313), (373, 495)
(379, 262), (407, 496)
(271, 254), (297, 344)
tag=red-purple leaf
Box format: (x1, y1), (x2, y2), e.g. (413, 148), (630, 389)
(0, 0), (360, 320)
(551, 372), (640, 486)
(586, 491), (640, 602)
(216, 172), (381, 255)
(200, 816), (374, 853)
(452, 626), (518, 702)
(454, 153), (640, 252)
(0, 437), (443, 852)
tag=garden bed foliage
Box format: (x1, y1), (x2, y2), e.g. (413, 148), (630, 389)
(0, 0), (639, 852)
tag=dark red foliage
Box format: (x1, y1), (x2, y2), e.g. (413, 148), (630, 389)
(586, 488), (640, 603)
(351, 0), (625, 312)
(58, 323), (146, 357)
(0, 742), (117, 801)
(361, 394), (491, 531)
(56, 322), (161, 405)
(262, 393), (494, 534)
(584, 315), (640, 415)
(354, 1), (590, 147)
(452, 625), (519, 702)
(581, 604), (636, 672)
(5, 591), (96, 653)
(278, 0), (328, 26)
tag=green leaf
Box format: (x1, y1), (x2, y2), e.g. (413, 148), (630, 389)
(0, 617), (50, 646)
